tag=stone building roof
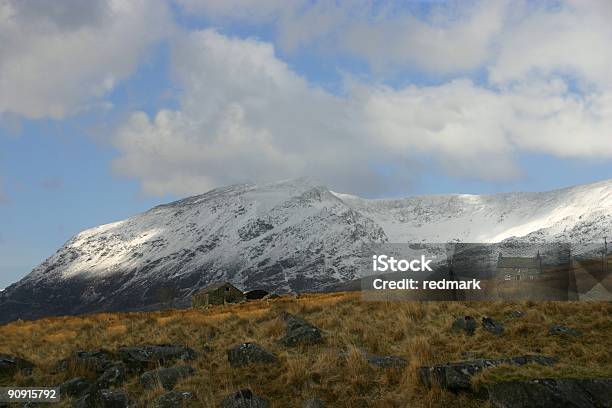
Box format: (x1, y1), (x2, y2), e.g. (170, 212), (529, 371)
(196, 282), (240, 294)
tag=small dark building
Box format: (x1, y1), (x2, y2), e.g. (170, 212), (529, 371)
(496, 252), (543, 281)
(245, 289), (269, 300)
(192, 282), (244, 307)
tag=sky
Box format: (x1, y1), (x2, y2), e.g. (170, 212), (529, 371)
(1, 0), (612, 288)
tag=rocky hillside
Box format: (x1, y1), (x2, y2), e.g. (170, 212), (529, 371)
(2, 177), (612, 323)
(0, 293), (610, 407)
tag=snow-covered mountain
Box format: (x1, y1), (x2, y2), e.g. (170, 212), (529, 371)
(1, 177), (612, 323)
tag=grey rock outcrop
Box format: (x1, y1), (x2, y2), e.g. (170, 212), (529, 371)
(119, 345), (197, 371)
(419, 355), (557, 391)
(0, 354), (34, 377)
(487, 378), (612, 408)
(140, 365), (195, 390)
(98, 389), (130, 408)
(482, 317), (505, 335)
(451, 316), (477, 336)
(549, 325), (582, 337)
(221, 389), (269, 408)
(227, 343), (278, 368)
(152, 391), (195, 408)
(279, 314), (323, 347)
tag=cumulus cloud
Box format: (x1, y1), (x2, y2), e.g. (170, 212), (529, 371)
(490, 0), (612, 88)
(112, 29), (612, 196)
(112, 30), (385, 195)
(0, 0), (173, 119)
(176, 0), (612, 83)
(9, 1), (608, 196)
(176, 0), (510, 74)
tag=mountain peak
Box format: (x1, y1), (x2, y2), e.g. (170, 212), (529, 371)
(2, 177), (611, 323)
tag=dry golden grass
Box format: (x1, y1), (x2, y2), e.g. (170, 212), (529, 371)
(0, 292), (610, 407)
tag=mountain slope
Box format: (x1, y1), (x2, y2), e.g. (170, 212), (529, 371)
(0, 178), (387, 322)
(2, 177), (612, 323)
(335, 178), (612, 244)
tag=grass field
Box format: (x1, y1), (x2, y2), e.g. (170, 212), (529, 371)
(1, 292), (611, 407)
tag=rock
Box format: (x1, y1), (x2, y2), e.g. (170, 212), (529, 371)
(451, 316), (477, 336)
(221, 389), (269, 408)
(279, 314), (323, 347)
(59, 377), (93, 398)
(118, 344), (198, 371)
(482, 317), (505, 335)
(302, 398), (326, 408)
(99, 389), (130, 408)
(73, 393), (96, 408)
(96, 363), (126, 389)
(56, 350), (115, 374)
(506, 310), (525, 319)
(339, 348), (407, 370)
(549, 325), (582, 337)
(366, 354), (408, 370)
(140, 365), (195, 390)
(152, 391), (195, 408)
(245, 290), (269, 300)
(0, 354), (35, 377)
(419, 355), (557, 391)
(487, 378), (612, 408)
(227, 343), (278, 368)
(263, 293), (280, 300)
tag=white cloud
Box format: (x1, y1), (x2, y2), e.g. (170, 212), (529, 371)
(7, 1), (607, 195)
(176, 0), (612, 86)
(489, 0), (612, 89)
(112, 30), (385, 195)
(176, 0), (300, 22)
(112, 29), (612, 196)
(176, 0), (510, 74)
(0, 0), (174, 119)
(339, 0), (509, 74)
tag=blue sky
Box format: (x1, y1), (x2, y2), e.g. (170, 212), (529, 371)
(1, 0), (612, 288)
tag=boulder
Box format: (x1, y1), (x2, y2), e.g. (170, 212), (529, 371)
(451, 316), (477, 336)
(221, 389), (269, 408)
(279, 314), (323, 347)
(302, 398), (326, 408)
(59, 377), (93, 398)
(140, 365), (195, 391)
(339, 348), (407, 370)
(152, 391), (195, 408)
(99, 389), (130, 408)
(549, 325), (582, 337)
(487, 378), (612, 408)
(118, 344), (198, 371)
(227, 343), (278, 368)
(419, 355), (557, 391)
(506, 311), (525, 319)
(73, 393), (96, 408)
(56, 350), (115, 374)
(482, 317), (505, 336)
(0, 354), (35, 377)
(96, 363), (126, 389)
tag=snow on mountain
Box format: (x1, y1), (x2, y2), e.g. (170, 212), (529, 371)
(336, 179), (612, 244)
(1, 177), (611, 323)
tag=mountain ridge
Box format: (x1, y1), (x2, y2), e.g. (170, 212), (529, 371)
(1, 177), (611, 323)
